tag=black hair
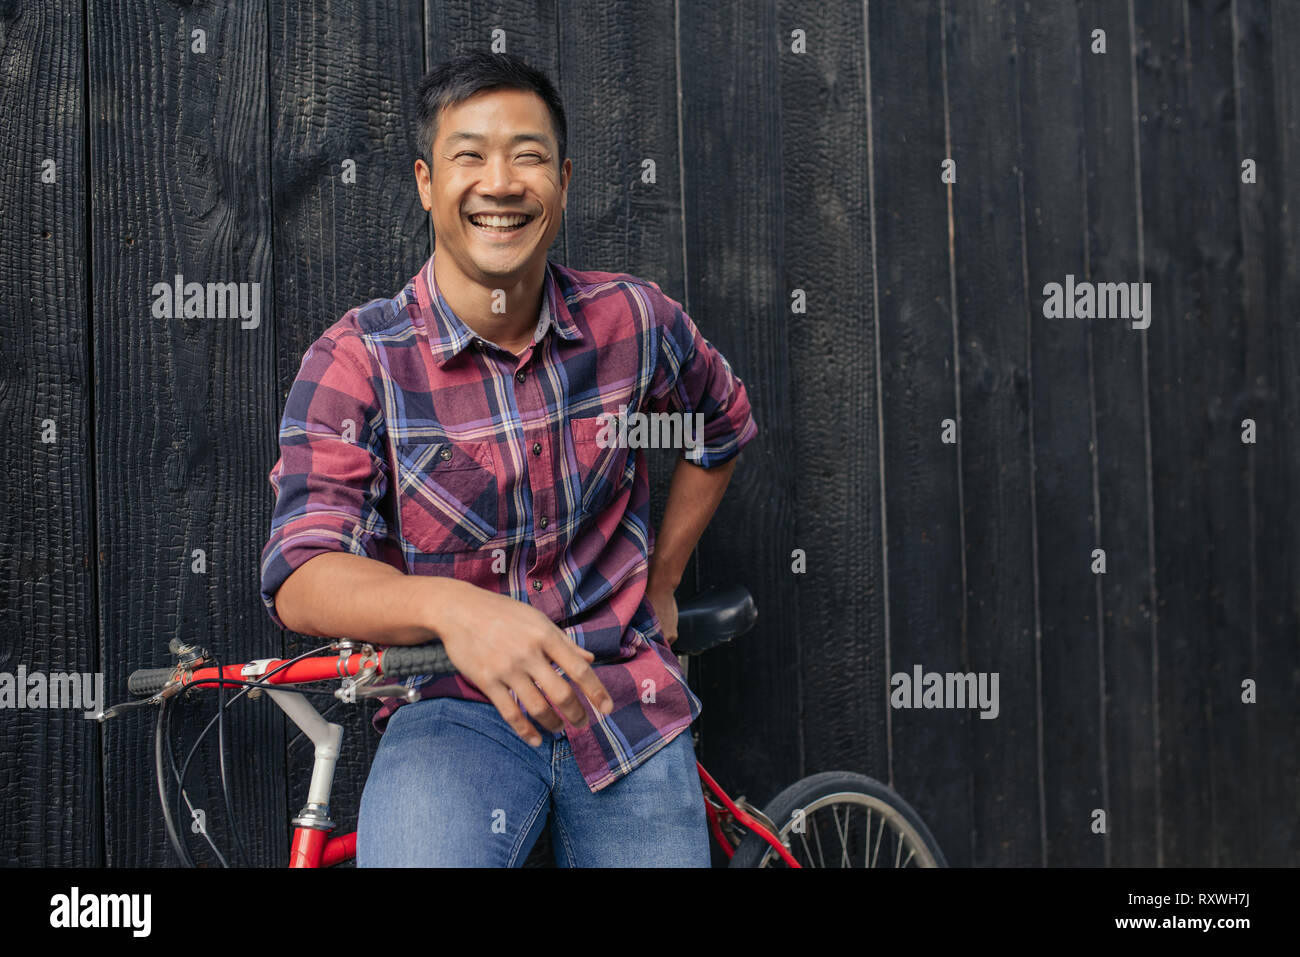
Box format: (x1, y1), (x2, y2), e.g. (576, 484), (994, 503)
(414, 51), (567, 172)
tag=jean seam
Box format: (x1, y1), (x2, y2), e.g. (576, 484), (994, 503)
(551, 804), (578, 867)
(506, 785), (551, 867)
(550, 742), (580, 867)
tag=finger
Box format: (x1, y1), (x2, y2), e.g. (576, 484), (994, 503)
(483, 682), (543, 747)
(544, 633), (614, 715)
(528, 662), (590, 727)
(509, 674), (565, 734)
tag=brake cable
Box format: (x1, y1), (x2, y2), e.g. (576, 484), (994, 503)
(162, 643), (334, 866)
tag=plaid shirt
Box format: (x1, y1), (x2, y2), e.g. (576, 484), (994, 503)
(259, 252), (758, 792)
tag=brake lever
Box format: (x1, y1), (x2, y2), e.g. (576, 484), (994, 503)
(91, 696), (163, 722)
(335, 661), (417, 704)
(351, 683), (419, 702)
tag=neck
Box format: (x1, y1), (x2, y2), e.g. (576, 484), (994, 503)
(433, 253), (546, 353)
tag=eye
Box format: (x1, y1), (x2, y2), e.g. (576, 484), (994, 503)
(519, 152), (543, 162)
(453, 151), (481, 160)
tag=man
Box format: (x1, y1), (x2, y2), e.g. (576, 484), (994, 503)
(259, 51), (758, 867)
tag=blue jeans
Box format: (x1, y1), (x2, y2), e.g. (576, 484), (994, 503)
(356, 696), (711, 866)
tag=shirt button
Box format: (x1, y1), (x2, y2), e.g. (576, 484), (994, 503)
(532, 441), (542, 456)
(533, 579), (543, 591)
(515, 371), (526, 383)
(539, 516), (549, 529)
(439, 447), (452, 460)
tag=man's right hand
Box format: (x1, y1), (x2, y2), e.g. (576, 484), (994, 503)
(274, 553), (614, 748)
(433, 579), (615, 747)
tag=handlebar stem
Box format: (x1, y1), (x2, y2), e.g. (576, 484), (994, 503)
(268, 688), (342, 831)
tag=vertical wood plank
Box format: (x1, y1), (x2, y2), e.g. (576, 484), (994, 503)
(0, 0), (102, 866)
(1016, 0), (1105, 866)
(774, 0), (887, 784)
(92, 0), (284, 866)
(678, 0), (801, 809)
(1231, 0), (1299, 866)
(943, 0), (1043, 866)
(871, 0), (976, 866)
(1077, 0), (1161, 867)
(1135, 0), (1255, 866)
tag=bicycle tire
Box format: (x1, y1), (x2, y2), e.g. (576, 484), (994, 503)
(728, 771), (947, 868)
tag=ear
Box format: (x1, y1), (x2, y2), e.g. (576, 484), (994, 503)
(560, 157), (572, 210)
(414, 158), (433, 211)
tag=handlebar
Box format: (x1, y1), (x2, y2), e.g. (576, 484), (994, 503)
(124, 584), (757, 702)
(128, 667), (178, 696)
(126, 641), (457, 699)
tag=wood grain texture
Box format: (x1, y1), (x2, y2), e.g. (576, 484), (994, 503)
(678, 0), (802, 811)
(91, 0), (285, 866)
(1016, 0), (1104, 867)
(870, 0), (976, 867)
(1077, 0), (1160, 868)
(0, 0), (101, 866)
(775, 0), (887, 787)
(1229, 0), (1298, 867)
(943, 0), (1043, 866)
(1135, 0), (1254, 866)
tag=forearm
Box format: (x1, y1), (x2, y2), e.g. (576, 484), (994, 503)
(648, 456), (738, 592)
(273, 551), (466, 646)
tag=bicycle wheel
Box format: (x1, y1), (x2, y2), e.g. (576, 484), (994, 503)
(728, 771), (947, 868)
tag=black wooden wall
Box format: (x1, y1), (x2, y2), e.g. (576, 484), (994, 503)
(2, 0), (1297, 867)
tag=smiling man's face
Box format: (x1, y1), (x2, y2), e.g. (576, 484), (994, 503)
(416, 87), (570, 287)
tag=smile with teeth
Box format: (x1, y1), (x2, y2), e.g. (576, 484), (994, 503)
(468, 212), (533, 232)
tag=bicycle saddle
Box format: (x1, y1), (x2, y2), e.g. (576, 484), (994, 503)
(671, 585), (757, 655)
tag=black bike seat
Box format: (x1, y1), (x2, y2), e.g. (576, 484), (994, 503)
(671, 585), (758, 655)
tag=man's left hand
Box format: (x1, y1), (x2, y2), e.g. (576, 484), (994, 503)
(646, 584), (679, 646)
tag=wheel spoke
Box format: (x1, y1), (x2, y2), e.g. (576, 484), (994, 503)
(864, 808), (872, 866)
(810, 812), (827, 868)
(832, 805), (852, 868)
(871, 812), (885, 867)
(797, 824), (815, 868)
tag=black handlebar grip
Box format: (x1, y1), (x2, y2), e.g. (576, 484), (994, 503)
(380, 643), (457, 680)
(128, 667), (176, 697)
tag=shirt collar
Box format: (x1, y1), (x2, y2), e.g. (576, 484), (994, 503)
(415, 253), (582, 366)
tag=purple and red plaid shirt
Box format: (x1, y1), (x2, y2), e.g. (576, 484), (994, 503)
(259, 252), (758, 792)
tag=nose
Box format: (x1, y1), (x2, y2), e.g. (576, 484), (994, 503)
(477, 153), (524, 199)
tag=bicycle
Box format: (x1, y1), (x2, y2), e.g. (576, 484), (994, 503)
(97, 586), (947, 868)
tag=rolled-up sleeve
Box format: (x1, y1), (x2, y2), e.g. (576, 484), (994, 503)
(646, 289), (759, 467)
(259, 332), (391, 629)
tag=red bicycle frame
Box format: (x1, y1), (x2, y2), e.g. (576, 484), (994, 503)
(171, 649), (800, 867)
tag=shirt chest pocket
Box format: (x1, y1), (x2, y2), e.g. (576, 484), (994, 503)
(569, 415), (635, 516)
(394, 439), (503, 553)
